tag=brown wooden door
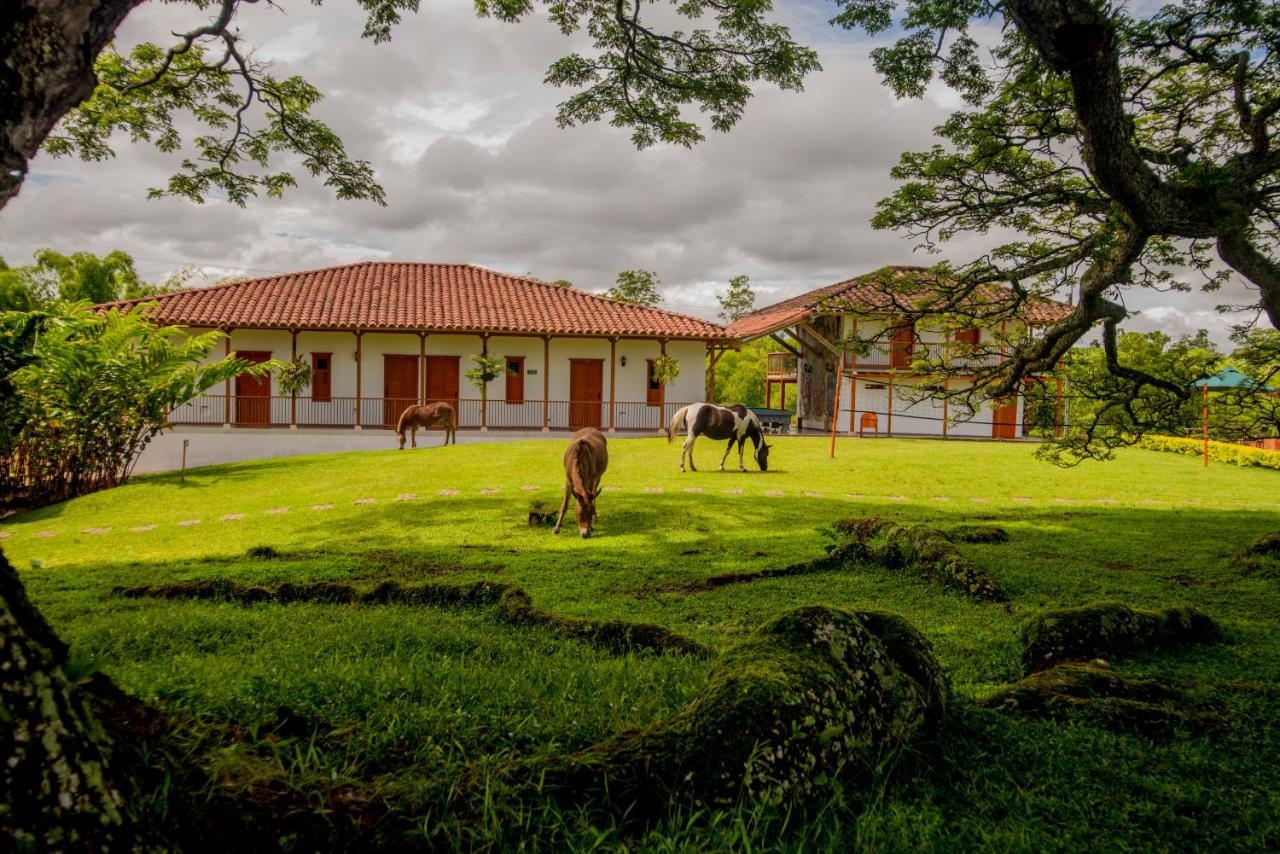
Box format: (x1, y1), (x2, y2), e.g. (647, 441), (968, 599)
(569, 359), (604, 429)
(311, 352), (332, 402)
(383, 355), (418, 428)
(505, 356), (524, 403)
(645, 359), (663, 407)
(425, 355), (460, 426)
(890, 322), (915, 369)
(992, 396), (1018, 439)
(234, 350), (273, 425)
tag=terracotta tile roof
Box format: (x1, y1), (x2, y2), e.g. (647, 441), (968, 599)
(726, 266), (1075, 339)
(101, 262), (732, 340)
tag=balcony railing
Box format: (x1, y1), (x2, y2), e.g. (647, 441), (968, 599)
(766, 352), (798, 378)
(844, 342), (1003, 372)
(167, 395), (689, 431)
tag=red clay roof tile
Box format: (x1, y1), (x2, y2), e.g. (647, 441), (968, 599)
(100, 262), (732, 340)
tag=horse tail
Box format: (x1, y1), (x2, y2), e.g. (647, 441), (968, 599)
(667, 405), (689, 444)
(395, 405), (413, 437)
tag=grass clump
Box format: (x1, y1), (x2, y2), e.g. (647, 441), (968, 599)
(1020, 602), (1219, 674)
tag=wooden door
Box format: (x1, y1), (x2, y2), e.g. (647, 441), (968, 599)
(425, 355), (460, 426)
(234, 350), (273, 425)
(383, 354), (418, 428)
(569, 359), (604, 429)
(645, 359), (663, 406)
(992, 396), (1018, 439)
(890, 322), (915, 369)
(311, 352), (332, 402)
(505, 356), (524, 403)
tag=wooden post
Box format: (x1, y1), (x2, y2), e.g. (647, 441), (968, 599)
(780, 381), (786, 410)
(887, 372), (895, 436)
(766, 379), (772, 409)
(608, 337), (617, 432)
(942, 378), (949, 439)
(290, 329), (298, 428)
(707, 344), (717, 403)
(354, 331), (363, 429)
(1202, 384), (1209, 467)
(481, 333), (490, 430)
(1055, 376), (1064, 438)
(848, 362), (858, 436)
(660, 339), (668, 427)
(418, 332), (427, 404)
(223, 330), (232, 427)
(829, 363), (843, 459)
(542, 336), (550, 430)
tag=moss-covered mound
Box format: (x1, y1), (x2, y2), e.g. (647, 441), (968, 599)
(120, 580), (710, 659)
(978, 662), (1219, 736)
(532, 606), (948, 816)
(947, 525), (1010, 544)
(839, 517), (1006, 601)
(1020, 603), (1218, 674)
(1241, 531), (1280, 559)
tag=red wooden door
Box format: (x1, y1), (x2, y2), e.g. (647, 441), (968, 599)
(992, 397), (1018, 439)
(383, 355), (418, 428)
(890, 322), (915, 369)
(425, 355), (460, 426)
(645, 359), (663, 406)
(569, 359), (603, 429)
(234, 350), (272, 425)
(311, 352), (332, 402)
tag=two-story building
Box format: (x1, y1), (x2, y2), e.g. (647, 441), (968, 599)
(726, 266), (1074, 439)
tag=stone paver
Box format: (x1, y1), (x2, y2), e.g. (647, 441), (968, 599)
(1095, 498), (1117, 504)
(1053, 497), (1074, 504)
(644, 487), (663, 494)
(438, 489), (459, 496)
(804, 491), (823, 498)
(765, 489), (785, 497)
(603, 485), (622, 492)
(266, 507), (290, 515)
(521, 485), (539, 492)
(971, 497), (990, 504)
(846, 493), (865, 499)
(83, 527), (109, 535)
(682, 487), (704, 493)
(1013, 497), (1032, 503)
(355, 498), (375, 505)
(0, 531), (10, 540)
(131, 525), (156, 533)
(221, 513), (245, 521)
(34, 530), (57, 538)
(932, 496), (949, 502)
(479, 488), (500, 495)
(723, 488), (742, 495)
(312, 503), (334, 511)
(886, 495), (908, 501)
(177, 519), (200, 527)
(397, 493), (417, 501)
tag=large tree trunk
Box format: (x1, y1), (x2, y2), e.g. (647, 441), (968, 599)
(0, 0), (143, 210)
(0, 548), (141, 849)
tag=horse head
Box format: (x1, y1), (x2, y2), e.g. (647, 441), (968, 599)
(754, 438), (771, 471)
(574, 487), (601, 538)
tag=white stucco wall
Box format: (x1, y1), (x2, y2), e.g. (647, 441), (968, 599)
(837, 376), (1026, 438)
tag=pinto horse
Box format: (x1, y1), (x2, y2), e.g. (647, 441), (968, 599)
(553, 427), (608, 538)
(668, 402), (770, 473)
(396, 402), (457, 449)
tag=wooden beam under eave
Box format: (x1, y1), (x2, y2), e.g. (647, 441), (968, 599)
(769, 333), (801, 358)
(798, 322), (841, 358)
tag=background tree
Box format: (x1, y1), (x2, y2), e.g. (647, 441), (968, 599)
(605, 270), (663, 308)
(0, 250), (190, 308)
(465, 354), (506, 419)
(717, 274), (756, 322)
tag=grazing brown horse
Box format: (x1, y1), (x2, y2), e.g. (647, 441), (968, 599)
(396, 402), (457, 449)
(553, 427), (608, 538)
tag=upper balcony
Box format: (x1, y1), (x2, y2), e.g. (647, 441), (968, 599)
(766, 351), (798, 380)
(767, 343), (1002, 378)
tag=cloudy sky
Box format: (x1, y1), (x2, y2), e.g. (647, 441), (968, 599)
(0, 0), (1259, 342)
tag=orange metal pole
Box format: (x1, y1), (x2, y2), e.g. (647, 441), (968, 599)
(829, 363), (843, 459)
(1203, 384), (1209, 467)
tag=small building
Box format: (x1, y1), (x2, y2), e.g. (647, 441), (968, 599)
(725, 266), (1074, 439)
(104, 262), (734, 468)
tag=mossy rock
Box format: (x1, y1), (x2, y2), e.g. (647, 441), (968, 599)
(534, 606), (948, 816)
(1020, 602), (1219, 674)
(1241, 531), (1280, 559)
(871, 522), (1006, 601)
(947, 525), (1009, 544)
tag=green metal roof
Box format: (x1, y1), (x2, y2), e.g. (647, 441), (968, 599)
(1193, 367), (1274, 391)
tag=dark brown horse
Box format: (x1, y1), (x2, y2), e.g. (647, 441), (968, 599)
(553, 427), (608, 538)
(396, 402), (457, 448)
(668, 402), (770, 472)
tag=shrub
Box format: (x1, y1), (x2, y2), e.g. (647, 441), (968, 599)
(1139, 435), (1280, 470)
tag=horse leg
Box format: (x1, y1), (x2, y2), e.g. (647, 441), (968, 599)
(716, 437), (737, 471)
(410, 426), (418, 449)
(397, 430), (405, 450)
(738, 438), (747, 471)
(552, 481), (572, 535)
(683, 434), (698, 472)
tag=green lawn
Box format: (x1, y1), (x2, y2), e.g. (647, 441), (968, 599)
(5, 436), (1279, 850)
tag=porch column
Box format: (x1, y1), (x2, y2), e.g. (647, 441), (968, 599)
(1055, 376), (1065, 438)
(608, 337), (617, 433)
(942, 331), (950, 439)
(290, 329), (298, 428)
(354, 330), (363, 429)
(848, 370), (857, 436)
(542, 336), (550, 431)
(223, 329), (232, 428)
(659, 338), (668, 433)
(418, 332), (427, 403)
(887, 373), (895, 436)
(942, 379), (949, 439)
(481, 333), (490, 431)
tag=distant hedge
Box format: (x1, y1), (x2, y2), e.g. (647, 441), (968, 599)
(1139, 435), (1280, 470)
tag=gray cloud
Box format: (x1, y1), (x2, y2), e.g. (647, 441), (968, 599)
(0, 0), (1264, 342)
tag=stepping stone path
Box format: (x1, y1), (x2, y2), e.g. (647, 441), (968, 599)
(0, 532), (10, 540)
(266, 507), (290, 515)
(887, 495), (908, 502)
(1095, 498), (1117, 504)
(603, 486), (622, 492)
(724, 488), (742, 495)
(437, 490), (459, 496)
(644, 487), (664, 494)
(847, 493), (865, 499)
(312, 503), (334, 511)
(177, 520), (200, 527)
(479, 488), (500, 495)
(1013, 497), (1032, 503)
(971, 497), (990, 504)
(34, 531), (56, 538)
(397, 493), (417, 501)
(683, 487), (704, 493)
(804, 491), (823, 498)
(83, 527), (109, 535)
(765, 489), (785, 497)
(355, 498), (376, 505)
(1054, 498), (1074, 504)
(131, 525), (156, 533)
(932, 496), (949, 502)
(221, 514), (244, 521)
(521, 485), (539, 492)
